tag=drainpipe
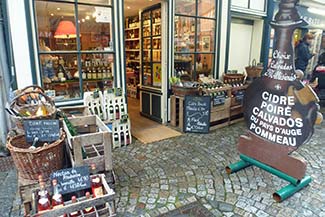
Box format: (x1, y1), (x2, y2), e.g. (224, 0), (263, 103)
(0, 1), (11, 146)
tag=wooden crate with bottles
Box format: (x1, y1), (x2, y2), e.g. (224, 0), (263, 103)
(27, 166), (115, 217)
(201, 83), (232, 128)
(63, 115), (113, 173)
(223, 74), (249, 124)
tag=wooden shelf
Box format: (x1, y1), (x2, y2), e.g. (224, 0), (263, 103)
(125, 38), (140, 41)
(125, 49), (140, 52)
(125, 26), (139, 31)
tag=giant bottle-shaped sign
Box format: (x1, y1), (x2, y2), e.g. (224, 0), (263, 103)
(239, 0), (322, 180)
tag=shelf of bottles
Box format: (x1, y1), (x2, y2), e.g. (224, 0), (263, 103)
(125, 16), (140, 72)
(141, 4), (162, 88)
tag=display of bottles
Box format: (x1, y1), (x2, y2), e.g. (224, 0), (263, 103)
(38, 182), (51, 212)
(83, 192), (95, 214)
(90, 164), (104, 197)
(68, 196), (81, 217)
(115, 100), (120, 120)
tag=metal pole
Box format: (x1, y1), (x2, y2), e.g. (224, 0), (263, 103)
(0, 0), (12, 145)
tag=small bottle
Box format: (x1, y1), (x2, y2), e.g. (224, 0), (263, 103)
(115, 100), (120, 120)
(97, 67), (102, 79)
(82, 69), (86, 80)
(109, 101), (114, 120)
(68, 196), (81, 217)
(120, 126), (124, 146)
(120, 103), (125, 115)
(37, 182), (51, 213)
(114, 128), (119, 144)
(83, 192), (95, 214)
(90, 164), (104, 197)
(86, 67), (92, 80)
(125, 126), (130, 145)
(52, 179), (66, 217)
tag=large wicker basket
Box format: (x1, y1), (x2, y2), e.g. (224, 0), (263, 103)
(9, 90), (57, 130)
(7, 133), (65, 181)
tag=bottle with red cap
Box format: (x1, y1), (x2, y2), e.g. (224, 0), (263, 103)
(68, 196), (81, 217)
(90, 164), (104, 197)
(37, 182), (51, 212)
(52, 179), (66, 217)
(83, 192), (95, 214)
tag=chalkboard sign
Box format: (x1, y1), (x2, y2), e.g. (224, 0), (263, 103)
(50, 166), (91, 195)
(23, 119), (60, 143)
(184, 96), (211, 133)
(213, 94), (226, 106)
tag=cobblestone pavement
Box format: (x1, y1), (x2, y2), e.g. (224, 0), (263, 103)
(1, 121), (325, 217)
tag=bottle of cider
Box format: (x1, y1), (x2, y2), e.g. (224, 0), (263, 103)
(90, 164), (104, 197)
(52, 179), (66, 217)
(37, 182), (51, 213)
(68, 196), (81, 217)
(83, 192), (95, 214)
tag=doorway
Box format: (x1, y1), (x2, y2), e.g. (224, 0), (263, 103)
(123, 0), (181, 143)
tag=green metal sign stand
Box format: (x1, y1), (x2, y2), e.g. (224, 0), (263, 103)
(226, 154), (312, 202)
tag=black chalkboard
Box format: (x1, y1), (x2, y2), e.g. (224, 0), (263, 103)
(213, 94), (226, 106)
(23, 120), (60, 143)
(184, 96), (211, 133)
(50, 166), (91, 195)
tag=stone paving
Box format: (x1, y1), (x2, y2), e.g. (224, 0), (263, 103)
(1, 121), (325, 216)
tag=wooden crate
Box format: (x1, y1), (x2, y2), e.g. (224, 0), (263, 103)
(210, 98), (231, 122)
(29, 174), (115, 217)
(63, 115), (113, 173)
(19, 171), (116, 216)
(59, 105), (90, 117)
(170, 95), (184, 132)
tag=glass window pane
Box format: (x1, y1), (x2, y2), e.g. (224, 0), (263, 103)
(78, 0), (111, 5)
(175, 16), (196, 53)
(143, 62), (152, 86)
(41, 54), (80, 100)
(196, 54), (214, 77)
(198, 0), (215, 18)
(78, 5), (113, 51)
(197, 18), (215, 52)
(175, 53), (195, 77)
(175, 0), (196, 16)
(231, 0), (249, 8)
(36, 1), (77, 51)
(250, 0), (265, 11)
(81, 53), (114, 91)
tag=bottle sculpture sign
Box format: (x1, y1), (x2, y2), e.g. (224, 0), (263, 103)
(227, 0), (322, 202)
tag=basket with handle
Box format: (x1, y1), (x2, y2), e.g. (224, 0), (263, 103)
(6, 132), (65, 181)
(9, 90), (57, 130)
(245, 59), (263, 78)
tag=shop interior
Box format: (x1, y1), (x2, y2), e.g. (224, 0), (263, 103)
(124, 0), (182, 143)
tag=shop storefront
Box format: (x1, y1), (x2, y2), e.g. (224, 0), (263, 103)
(6, 0), (228, 125)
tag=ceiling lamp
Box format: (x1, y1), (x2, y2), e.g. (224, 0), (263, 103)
(54, 21), (77, 39)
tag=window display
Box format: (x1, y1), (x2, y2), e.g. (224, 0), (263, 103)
(175, 0), (217, 80)
(35, 0), (114, 101)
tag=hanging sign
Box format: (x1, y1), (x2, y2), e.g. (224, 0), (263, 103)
(94, 7), (112, 23)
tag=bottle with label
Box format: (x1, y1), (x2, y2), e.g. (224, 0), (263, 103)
(113, 128), (119, 145)
(37, 182), (51, 213)
(92, 67), (97, 80)
(120, 126), (124, 146)
(90, 164), (104, 197)
(86, 67), (91, 80)
(82, 69), (86, 80)
(52, 179), (66, 217)
(120, 103), (125, 115)
(109, 101), (114, 120)
(102, 67), (107, 79)
(115, 100), (120, 120)
(125, 126), (130, 145)
(97, 67), (102, 79)
(68, 196), (81, 217)
(83, 192), (95, 214)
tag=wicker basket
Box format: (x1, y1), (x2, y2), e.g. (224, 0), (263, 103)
(245, 59), (263, 78)
(7, 133), (65, 181)
(9, 90), (57, 130)
(172, 85), (200, 97)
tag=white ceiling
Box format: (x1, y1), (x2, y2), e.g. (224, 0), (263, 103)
(300, 0), (325, 8)
(124, 0), (161, 17)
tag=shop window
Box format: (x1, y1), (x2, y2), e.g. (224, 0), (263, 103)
(232, 0), (266, 12)
(34, 0), (114, 102)
(175, 0), (217, 80)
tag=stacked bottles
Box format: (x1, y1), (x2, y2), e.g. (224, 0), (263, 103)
(112, 122), (132, 148)
(225, 78), (244, 87)
(83, 62), (112, 80)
